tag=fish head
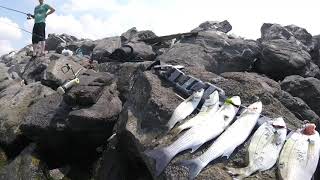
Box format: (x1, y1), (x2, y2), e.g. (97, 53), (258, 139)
(272, 117), (287, 129)
(225, 96), (241, 107)
(303, 123), (317, 135)
(203, 91), (219, 106)
(192, 89), (205, 101)
(246, 101), (262, 114)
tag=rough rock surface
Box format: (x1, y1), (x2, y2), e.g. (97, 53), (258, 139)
(191, 20), (232, 33)
(68, 84), (122, 131)
(0, 82), (55, 145)
(158, 31), (260, 74)
(281, 75), (320, 116)
(107, 70), (302, 180)
(42, 57), (85, 89)
(0, 144), (47, 180)
(64, 70), (114, 106)
(256, 39), (319, 80)
(274, 90), (319, 124)
(92, 37), (122, 63)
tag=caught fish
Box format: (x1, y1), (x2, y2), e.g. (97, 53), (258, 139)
(165, 89), (204, 131)
(172, 91), (220, 135)
(227, 117), (287, 179)
(145, 96), (241, 176)
(278, 123), (320, 180)
(181, 101), (262, 179)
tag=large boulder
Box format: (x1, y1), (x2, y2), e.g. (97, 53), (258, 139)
(64, 70), (114, 106)
(121, 27), (157, 43)
(67, 84), (122, 132)
(109, 70), (301, 180)
(97, 61), (154, 100)
(126, 42), (156, 61)
(42, 57), (85, 89)
(260, 23), (312, 50)
(274, 90), (319, 124)
(46, 33), (78, 51)
(281, 75), (320, 116)
(0, 82), (55, 145)
(256, 39), (319, 80)
(92, 37), (122, 63)
(191, 20), (232, 33)
(158, 31), (260, 74)
(0, 144), (47, 180)
(311, 35), (320, 66)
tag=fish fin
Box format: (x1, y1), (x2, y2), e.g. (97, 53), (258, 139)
(190, 144), (202, 153)
(144, 148), (173, 176)
(226, 167), (251, 180)
(222, 148), (236, 158)
(171, 127), (183, 136)
(180, 159), (205, 179)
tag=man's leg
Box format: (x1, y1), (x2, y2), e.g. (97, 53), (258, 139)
(32, 43), (38, 56)
(40, 41), (46, 56)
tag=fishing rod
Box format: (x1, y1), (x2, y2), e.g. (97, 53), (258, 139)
(0, 19), (44, 38)
(0, 5), (29, 15)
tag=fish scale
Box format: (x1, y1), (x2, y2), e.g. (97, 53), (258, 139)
(145, 95), (241, 176)
(180, 101), (262, 179)
(278, 129), (320, 180)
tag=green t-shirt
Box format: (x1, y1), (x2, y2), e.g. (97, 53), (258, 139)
(34, 4), (50, 23)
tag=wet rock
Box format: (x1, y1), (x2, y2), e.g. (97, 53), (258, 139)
(274, 90), (319, 124)
(67, 84), (122, 131)
(191, 20), (232, 33)
(42, 57), (85, 89)
(281, 75), (320, 116)
(92, 37), (122, 63)
(0, 82), (55, 145)
(0, 144), (47, 180)
(64, 70), (114, 106)
(256, 39), (318, 80)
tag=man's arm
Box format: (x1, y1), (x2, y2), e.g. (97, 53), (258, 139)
(46, 5), (55, 17)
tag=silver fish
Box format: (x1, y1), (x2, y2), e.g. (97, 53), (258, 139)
(278, 124), (320, 180)
(145, 96), (241, 176)
(172, 91), (220, 135)
(227, 117), (287, 179)
(181, 101), (262, 179)
(166, 89), (204, 131)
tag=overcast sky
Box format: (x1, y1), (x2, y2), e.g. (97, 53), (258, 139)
(0, 0), (319, 55)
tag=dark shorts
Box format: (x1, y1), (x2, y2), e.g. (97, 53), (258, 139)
(32, 22), (46, 44)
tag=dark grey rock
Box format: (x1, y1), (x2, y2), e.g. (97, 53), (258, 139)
(42, 57), (85, 89)
(67, 84), (122, 131)
(126, 42), (156, 61)
(281, 75), (320, 116)
(274, 90), (319, 124)
(96, 61), (153, 100)
(0, 144), (47, 180)
(256, 39), (318, 80)
(46, 33), (79, 51)
(0, 82), (55, 145)
(92, 37), (122, 63)
(158, 31), (260, 74)
(64, 70), (114, 106)
(191, 20), (232, 33)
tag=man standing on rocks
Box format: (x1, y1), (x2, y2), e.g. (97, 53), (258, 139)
(27, 0), (55, 57)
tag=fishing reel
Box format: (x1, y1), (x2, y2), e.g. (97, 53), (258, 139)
(57, 64), (83, 95)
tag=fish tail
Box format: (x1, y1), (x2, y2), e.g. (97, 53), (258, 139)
(226, 166), (253, 180)
(144, 148), (173, 176)
(180, 159), (205, 179)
